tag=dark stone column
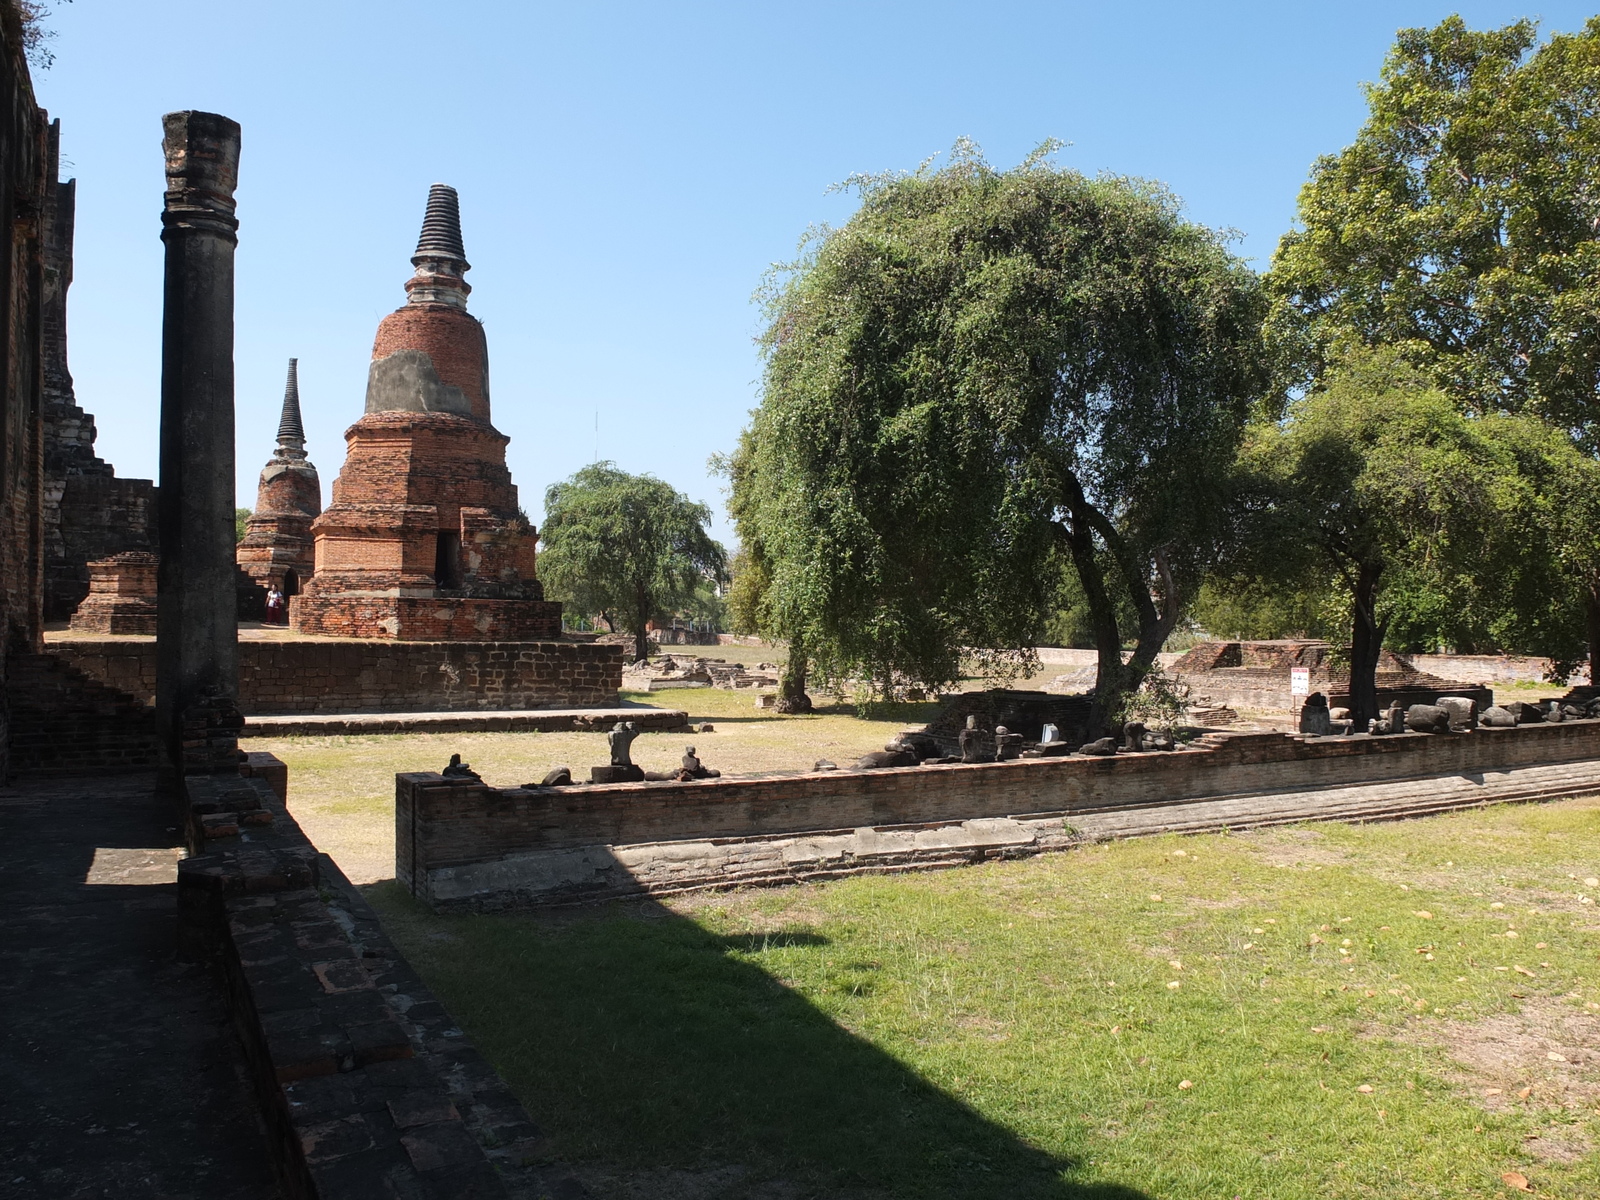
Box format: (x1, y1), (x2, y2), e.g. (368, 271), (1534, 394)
(155, 112), (241, 761)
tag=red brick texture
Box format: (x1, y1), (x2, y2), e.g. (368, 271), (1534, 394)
(236, 456), (320, 596)
(296, 410), (554, 638)
(50, 638), (622, 715)
(68, 551), (159, 635)
(397, 719), (1600, 909)
(370, 304), (489, 420)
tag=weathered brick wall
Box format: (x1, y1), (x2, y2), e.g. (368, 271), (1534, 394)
(397, 720), (1600, 909)
(51, 637), (621, 714)
(39, 117), (157, 624)
(0, 19), (46, 783)
(292, 593), (561, 641)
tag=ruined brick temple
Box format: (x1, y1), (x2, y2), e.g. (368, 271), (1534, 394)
(292, 185), (561, 639)
(235, 357), (319, 612)
(41, 118), (157, 622)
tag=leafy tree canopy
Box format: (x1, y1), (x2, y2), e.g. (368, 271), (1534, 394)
(732, 140), (1267, 729)
(540, 463), (727, 663)
(1270, 15), (1600, 439)
(1229, 350), (1583, 721)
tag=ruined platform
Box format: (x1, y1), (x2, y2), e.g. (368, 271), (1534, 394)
(397, 719), (1600, 910)
(241, 705), (690, 738)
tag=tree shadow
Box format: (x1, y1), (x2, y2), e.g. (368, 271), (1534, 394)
(369, 884), (1154, 1200)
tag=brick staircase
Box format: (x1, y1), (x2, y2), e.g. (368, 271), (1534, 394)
(3, 651), (159, 775)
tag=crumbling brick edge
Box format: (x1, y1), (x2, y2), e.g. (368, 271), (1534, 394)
(178, 757), (586, 1199)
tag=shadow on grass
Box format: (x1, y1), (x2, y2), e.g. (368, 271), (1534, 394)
(368, 884), (1152, 1200)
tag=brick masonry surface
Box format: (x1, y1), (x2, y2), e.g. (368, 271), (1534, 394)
(51, 638), (623, 715)
(181, 758), (585, 1197)
(397, 720), (1600, 910)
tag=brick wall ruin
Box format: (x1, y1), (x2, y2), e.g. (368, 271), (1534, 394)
(39, 119), (157, 623)
(396, 718), (1600, 910)
(0, 20), (46, 782)
(51, 637), (623, 715)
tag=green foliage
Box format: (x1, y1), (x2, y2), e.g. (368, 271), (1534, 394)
(1268, 16), (1600, 438)
(1113, 664), (1192, 736)
(1189, 577), (1335, 642)
(540, 463), (727, 662)
(1264, 15), (1600, 675)
(724, 545), (769, 638)
(235, 507), (251, 543)
(733, 140), (1266, 727)
(1232, 352), (1512, 719)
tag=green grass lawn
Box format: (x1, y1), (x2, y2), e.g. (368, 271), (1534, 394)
(369, 798), (1600, 1200)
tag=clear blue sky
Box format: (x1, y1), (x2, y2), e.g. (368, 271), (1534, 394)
(33, 1), (1600, 547)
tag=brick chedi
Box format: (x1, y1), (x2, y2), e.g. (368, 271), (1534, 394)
(69, 551), (159, 635)
(293, 185), (561, 639)
(236, 358), (320, 607)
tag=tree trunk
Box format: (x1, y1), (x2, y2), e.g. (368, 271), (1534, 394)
(1123, 548), (1180, 687)
(1058, 517), (1124, 738)
(1586, 582), (1600, 693)
(631, 588), (652, 664)
(1348, 562), (1385, 729)
(775, 636), (812, 714)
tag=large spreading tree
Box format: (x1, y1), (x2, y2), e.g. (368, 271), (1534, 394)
(1268, 15), (1600, 677)
(540, 463), (727, 663)
(1227, 353), (1516, 727)
(730, 141), (1266, 731)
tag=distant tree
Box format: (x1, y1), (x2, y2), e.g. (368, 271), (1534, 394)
(540, 463), (727, 663)
(1268, 16), (1600, 671)
(1232, 353), (1524, 726)
(1270, 16), (1600, 433)
(235, 507), (251, 543)
(732, 140), (1267, 731)
(1187, 577), (1334, 643)
(716, 440), (814, 710)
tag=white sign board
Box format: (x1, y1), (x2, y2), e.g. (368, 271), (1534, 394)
(1290, 667), (1310, 697)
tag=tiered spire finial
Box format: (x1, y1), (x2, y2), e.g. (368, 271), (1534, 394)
(405, 183), (471, 307)
(275, 357), (306, 458)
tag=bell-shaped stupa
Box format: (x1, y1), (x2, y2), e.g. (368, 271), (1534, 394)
(292, 186), (560, 639)
(236, 358), (322, 612)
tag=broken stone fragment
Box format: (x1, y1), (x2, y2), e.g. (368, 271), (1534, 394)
(590, 764), (644, 784)
(535, 766), (572, 787)
(1404, 704), (1451, 734)
(1435, 696), (1478, 731)
(1077, 737), (1117, 756)
(1500, 700), (1545, 724)
(852, 749), (918, 769)
(812, 759), (838, 771)
(958, 714), (994, 763)
(1387, 702), (1406, 734)
(1298, 699), (1332, 736)
(441, 753), (481, 781)
(1479, 706), (1516, 728)
(993, 725), (1024, 761)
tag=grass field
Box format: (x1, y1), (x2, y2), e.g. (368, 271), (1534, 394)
(367, 798), (1600, 1200)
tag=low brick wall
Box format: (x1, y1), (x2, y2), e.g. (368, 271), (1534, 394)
(49, 637), (623, 715)
(397, 720), (1600, 910)
(180, 758), (583, 1197)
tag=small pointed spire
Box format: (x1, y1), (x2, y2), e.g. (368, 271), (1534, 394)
(414, 184), (467, 265)
(275, 358), (306, 458)
(405, 184), (472, 307)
